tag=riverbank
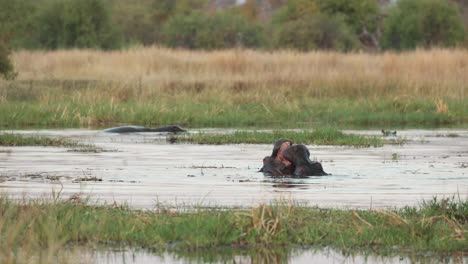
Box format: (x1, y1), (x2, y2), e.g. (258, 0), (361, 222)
(0, 196), (466, 264)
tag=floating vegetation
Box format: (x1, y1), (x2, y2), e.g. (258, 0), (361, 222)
(0, 133), (112, 152)
(73, 176), (103, 182)
(0, 133), (79, 147)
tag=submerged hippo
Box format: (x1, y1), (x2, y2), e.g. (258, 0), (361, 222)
(260, 139), (328, 177)
(103, 125), (186, 133)
(282, 144), (328, 177)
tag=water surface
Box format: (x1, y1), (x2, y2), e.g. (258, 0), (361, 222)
(1, 129), (467, 209)
(17, 246), (467, 264)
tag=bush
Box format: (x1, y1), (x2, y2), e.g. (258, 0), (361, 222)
(0, 40), (16, 80)
(110, 0), (206, 46)
(318, 0), (379, 34)
(0, 0), (38, 49)
(33, 0), (122, 49)
(163, 11), (264, 49)
(382, 0), (466, 50)
(273, 14), (359, 51)
(271, 0), (319, 25)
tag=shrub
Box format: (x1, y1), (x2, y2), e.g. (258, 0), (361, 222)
(163, 11), (263, 49)
(271, 0), (319, 25)
(110, 0), (206, 46)
(0, 0), (38, 49)
(382, 0), (466, 50)
(318, 0), (379, 34)
(33, 0), (122, 49)
(273, 14), (359, 51)
(0, 40), (16, 80)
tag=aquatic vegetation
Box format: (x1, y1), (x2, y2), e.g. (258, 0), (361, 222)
(0, 196), (466, 263)
(0, 133), (79, 147)
(169, 127), (384, 147)
(0, 133), (103, 152)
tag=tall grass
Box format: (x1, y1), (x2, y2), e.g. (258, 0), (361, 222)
(9, 47), (468, 98)
(1, 47), (467, 128)
(0, 196), (466, 263)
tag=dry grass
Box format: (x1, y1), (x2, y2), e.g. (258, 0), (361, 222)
(10, 47), (468, 99)
(0, 47), (466, 128)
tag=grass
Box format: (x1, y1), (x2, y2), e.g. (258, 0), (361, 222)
(0, 133), (104, 152)
(0, 133), (79, 147)
(0, 196), (466, 263)
(0, 98), (464, 129)
(0, 48), (467, 128)
(169, 127), (385, 147)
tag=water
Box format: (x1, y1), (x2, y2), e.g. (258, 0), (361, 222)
(1, 129), (467, 263)
(0, 129), (467, 209)
(16, 246), (468, 264)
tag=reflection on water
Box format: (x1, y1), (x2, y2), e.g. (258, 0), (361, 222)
(16, 246), (467, 264)
(266, 179), (311, 190)
(0, 129), (467, 209)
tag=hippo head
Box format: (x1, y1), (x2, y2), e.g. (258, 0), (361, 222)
(271, 138), (293, 158)
(260, 138), (295, 176)
(282, 144), (328, 177)
(260, 156), (282, 176)
(167, 125), (187, 133)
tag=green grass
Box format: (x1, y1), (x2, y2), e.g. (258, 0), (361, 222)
(170, 127), (385, 147)
(0, 196), (466, 262)
(0, 133), (79, 147)
(0, 95), (466, 129)
(0, 133), (104, 152)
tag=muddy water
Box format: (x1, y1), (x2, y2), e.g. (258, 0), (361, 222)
(0, 129), (467, 209)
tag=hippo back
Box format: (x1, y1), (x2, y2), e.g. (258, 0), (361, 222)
(103, 126), (151, 133)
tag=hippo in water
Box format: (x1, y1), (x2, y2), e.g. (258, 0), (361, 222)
(260, 139), (328, 177)
(103, 125), (186, 133)
(282, 144), (328, 177)
(259, 138), (294, 176)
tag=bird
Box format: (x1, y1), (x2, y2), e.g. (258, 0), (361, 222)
(381, 129), (397, 136)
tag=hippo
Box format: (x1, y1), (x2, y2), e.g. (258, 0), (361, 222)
(260, 139), (328, 177)
(103, 125), (186, 133)
(282, 144), (328, 177)
(259, 138), (294, 176)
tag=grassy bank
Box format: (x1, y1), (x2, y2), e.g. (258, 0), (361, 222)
(0, 133), (103, 152)
(0, 98), (464, 129)
(0, 128), (387, 147)
(0, 133), (79, 147)
(170, 127), (386, 147)
(0, 196), (466, 263)
(0, 48), (467, 128)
